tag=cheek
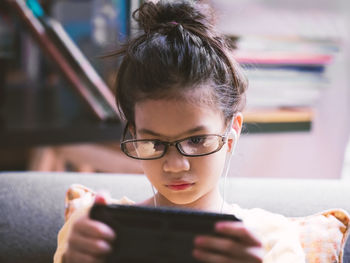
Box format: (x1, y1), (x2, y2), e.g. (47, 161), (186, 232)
(141, 159), (160, 170)
(141, 160), (162, 182)
(193, 150), (227, 180)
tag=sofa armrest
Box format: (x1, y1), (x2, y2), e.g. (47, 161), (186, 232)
(0, 172), (151, 263)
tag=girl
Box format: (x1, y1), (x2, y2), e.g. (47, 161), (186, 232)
(55, 1), (306, 262)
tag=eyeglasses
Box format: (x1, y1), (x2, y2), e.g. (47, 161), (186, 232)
(121, 134), (229, 160)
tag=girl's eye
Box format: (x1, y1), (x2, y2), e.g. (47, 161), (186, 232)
(153, 141), (164, 151)
(154, 141), (162, 146)
(188, 137), (204, 145)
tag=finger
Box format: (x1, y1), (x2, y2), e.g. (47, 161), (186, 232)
(64, 248), (105, 263)
(215, 222), (262, 246)
(193, 248), (240, 263)
(194, 236), (252, 259)
(94, 192), (111, 205)
(74, 216), (116, 242)
(69, 232), (113, 256)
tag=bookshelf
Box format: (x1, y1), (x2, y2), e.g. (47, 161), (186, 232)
(233, 35), (337, 134)
(0, 0), (133, 148)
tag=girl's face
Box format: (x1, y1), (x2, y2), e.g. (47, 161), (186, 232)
(134, 93), (241, 210)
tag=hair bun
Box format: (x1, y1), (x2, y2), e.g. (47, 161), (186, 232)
(133, 0), (214, 34)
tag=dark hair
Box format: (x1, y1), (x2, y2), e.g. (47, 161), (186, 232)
(114, 0), (247, 126)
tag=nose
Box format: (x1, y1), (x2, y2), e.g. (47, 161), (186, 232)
(162, 146), (190, 173)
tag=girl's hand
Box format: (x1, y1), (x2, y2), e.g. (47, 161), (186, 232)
(63, 194), (116, 263)
(193, 221), (263, 263)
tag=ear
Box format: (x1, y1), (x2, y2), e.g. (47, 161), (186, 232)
(227, 112), (243, 152)
(232, 112), (243, 138)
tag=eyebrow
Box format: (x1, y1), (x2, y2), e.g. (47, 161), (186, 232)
(138, 125), (208, 139)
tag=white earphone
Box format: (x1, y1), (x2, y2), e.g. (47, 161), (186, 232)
(220, 124), (238, 213)
(228, 128), (238, 154)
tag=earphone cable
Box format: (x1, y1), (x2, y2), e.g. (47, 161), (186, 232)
(220, 150), (233, 213)
(151, 184), (157, 208)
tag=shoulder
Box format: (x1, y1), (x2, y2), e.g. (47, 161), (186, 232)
(230, 204), (300, 244)
(230, 204), (305, 262)
(230, 204), (293, 231)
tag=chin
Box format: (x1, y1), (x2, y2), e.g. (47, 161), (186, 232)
(164, 192), (200, 207)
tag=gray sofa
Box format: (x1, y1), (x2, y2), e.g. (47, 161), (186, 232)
(1, 171), (350, 263)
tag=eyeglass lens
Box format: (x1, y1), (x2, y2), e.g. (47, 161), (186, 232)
(123, 135), (222, 159)
(179, 136), (220, 155)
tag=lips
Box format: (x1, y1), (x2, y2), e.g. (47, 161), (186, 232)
(166, 181), (195, 191)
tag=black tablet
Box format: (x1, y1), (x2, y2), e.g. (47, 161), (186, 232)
(90, 204), (241, 263)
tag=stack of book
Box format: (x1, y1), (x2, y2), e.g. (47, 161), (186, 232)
(218, 3), (346, 133)
(232, 36), (338, 132)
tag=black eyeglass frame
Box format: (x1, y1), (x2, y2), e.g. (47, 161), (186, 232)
(120, 134), (228, 160)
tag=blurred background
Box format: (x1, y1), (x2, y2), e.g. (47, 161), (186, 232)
(0, 0), (349, 179)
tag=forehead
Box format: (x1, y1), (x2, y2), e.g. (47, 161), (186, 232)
(134, 98), (225, 139)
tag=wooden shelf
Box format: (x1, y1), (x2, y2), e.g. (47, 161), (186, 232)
(243, 107), (314, 123)
(0, 82), (123, 148)
(243, 107), (313, 133)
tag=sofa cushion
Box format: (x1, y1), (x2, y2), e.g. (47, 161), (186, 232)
(293, 210), (349, 262)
